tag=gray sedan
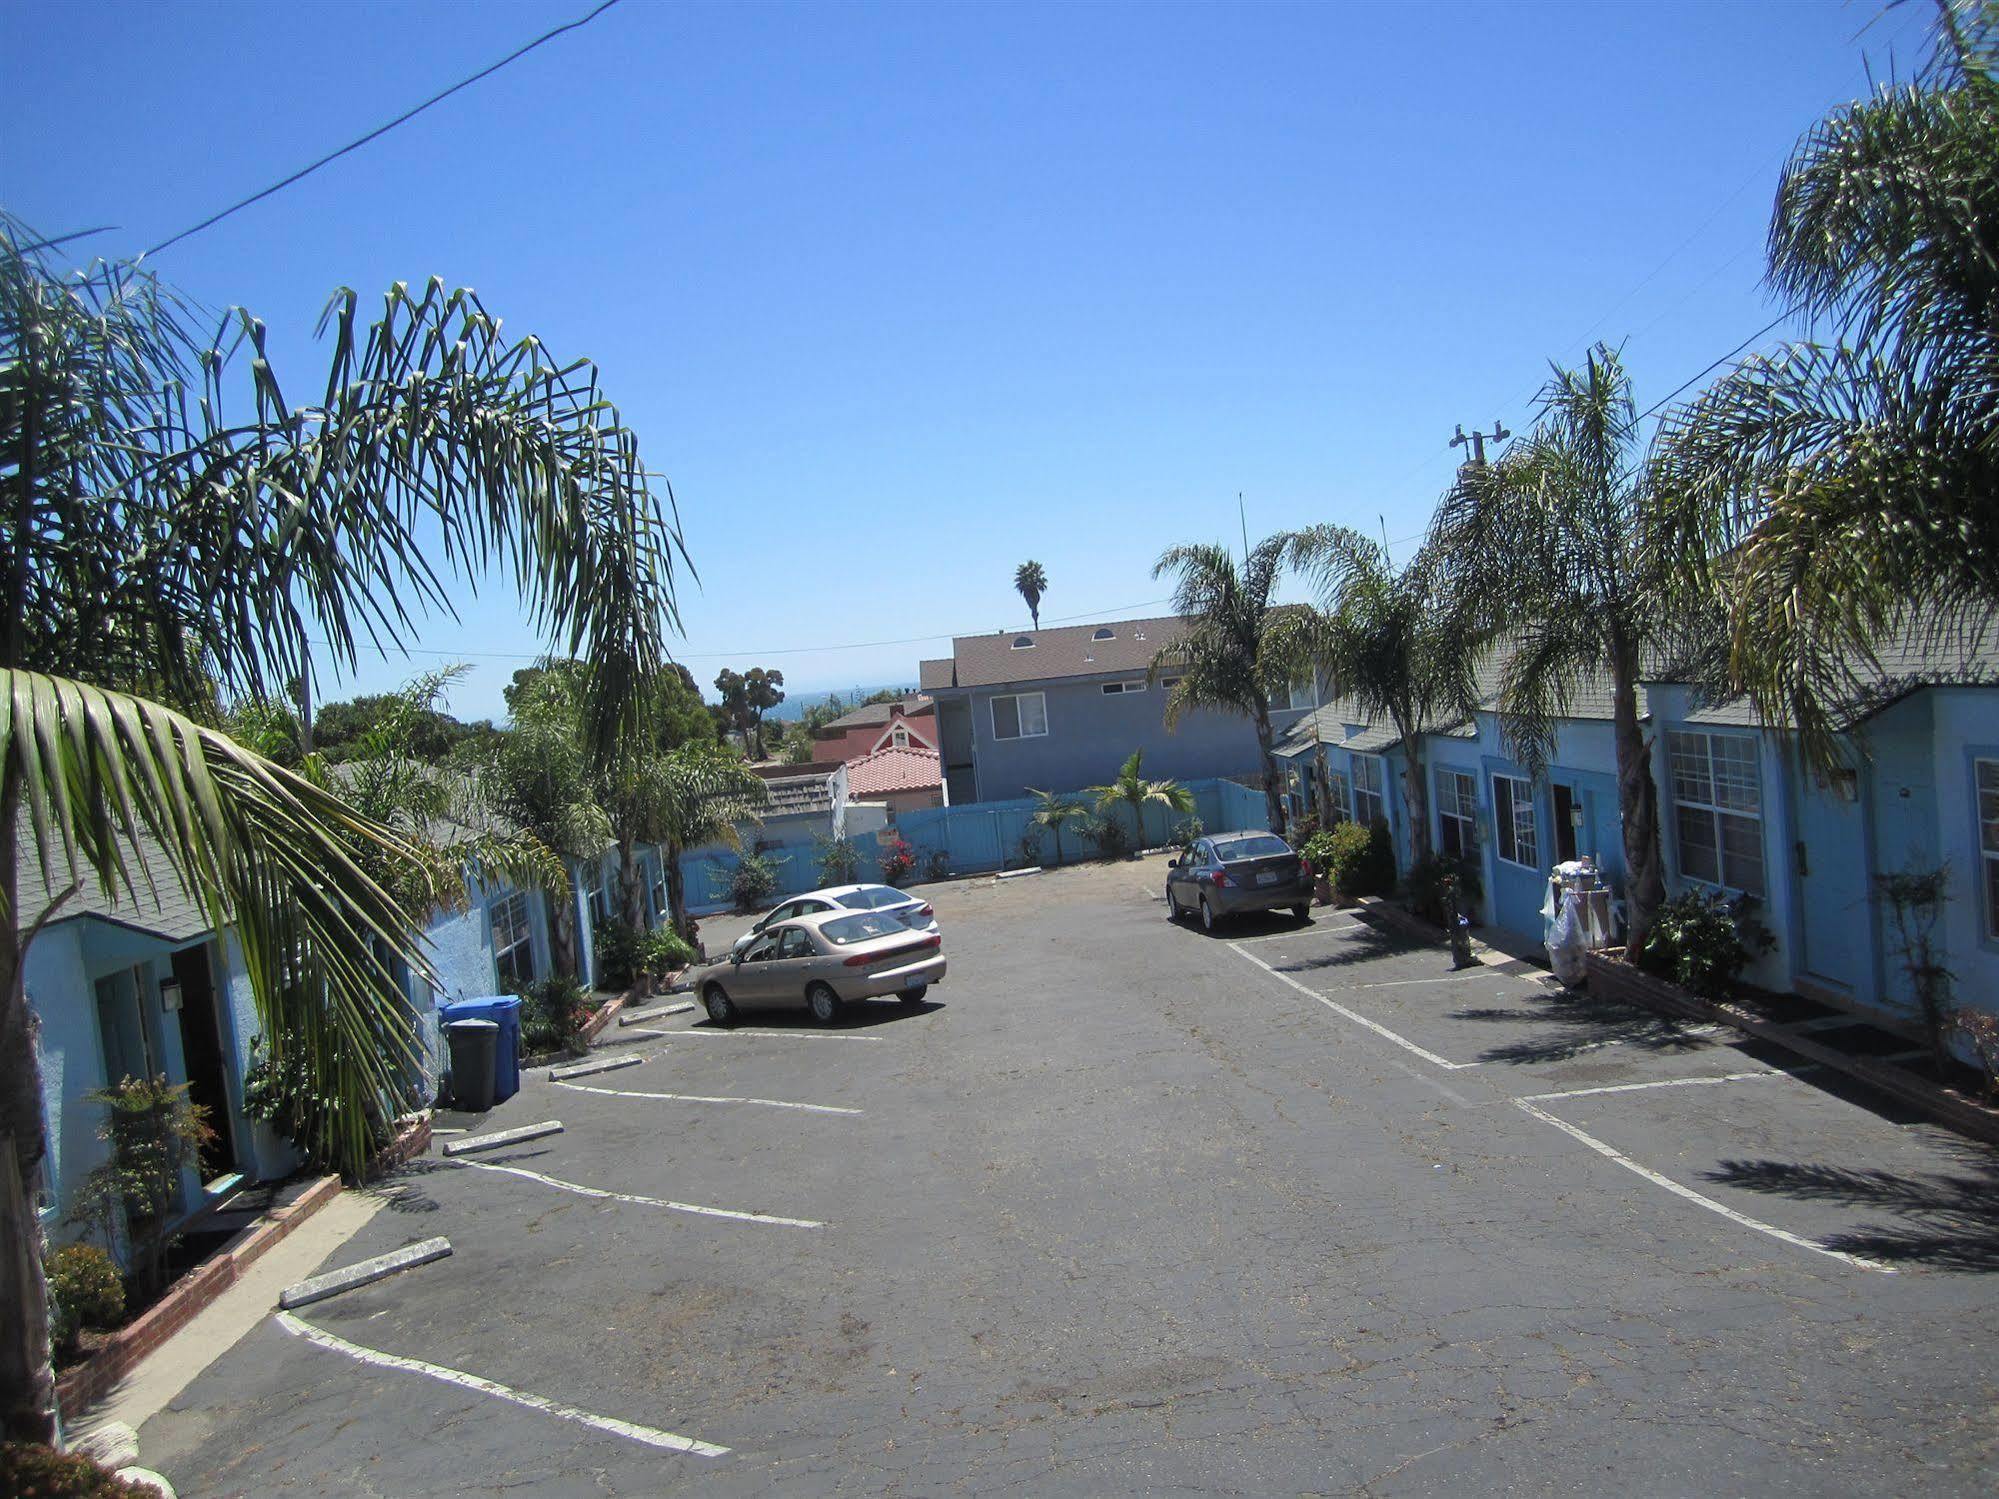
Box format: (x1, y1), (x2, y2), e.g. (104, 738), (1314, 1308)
(1165, 832), (1314, 931)
(694, 908), (947, 1026)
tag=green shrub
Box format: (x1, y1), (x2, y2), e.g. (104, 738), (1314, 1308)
(245, 1037), (391, 1175)
(815, 835), (863, 886)
(1639, 887), (1773, 998)
(518, 975), (591, 1054)
(1169, 816), (1204, 855)
(1318, 821), (1393, 899)
(47, 1243), (125, 1353)
(729, 852), (779, 913)
(1088, 815), (1131, 861)
(922, 849), (950, 882)
(65, 1075), (213, 1296)
(640, 925), (695, 979)
(592, 918), (644, 990)
(1285, 813), (1321, 850)
(0, 1442), (157, 1497)
(879, 836), (917, 886)
(1404, 851), (1482, 925)
(1014, 829), (1045, 868)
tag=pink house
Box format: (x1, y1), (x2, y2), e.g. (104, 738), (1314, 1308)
(845, 743), (945, 819)
(811, 695), (936, 765)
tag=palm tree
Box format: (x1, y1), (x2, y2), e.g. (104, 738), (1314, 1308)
(1284, 528), (1478, 868)
(1431, 347), (1676, 956)
(1150, 536), (1299, 835)
(0, 223), (685, 1442)
(648, 745), (770, 941)
(1651, 2), (1999, 770)
(1014, 561), (1048, 629)
(1087, 750), (1196, 854)
(1025, 787), (1092, 865)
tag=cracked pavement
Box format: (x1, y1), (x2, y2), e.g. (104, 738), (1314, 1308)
(139, 858), (1999, 1494)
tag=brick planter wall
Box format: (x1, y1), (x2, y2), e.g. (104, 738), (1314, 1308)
(367, 1116), (433, 1180)
(1583, 952), (1712, 1023)
(57, 1172), (343, 1419)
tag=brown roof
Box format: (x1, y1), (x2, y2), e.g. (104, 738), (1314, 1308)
(818, 695), (932, 732)
(919, 657), (955, 691)
(933, 614), (1190, 691)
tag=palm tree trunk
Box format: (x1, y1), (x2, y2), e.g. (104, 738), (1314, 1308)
(617, 838), (645, 929)
(1252, 697), (1287, 836)
(0, 781), (60, 1445)
(664, 846), (696, 949)
(1398, 727), (1434, 867)
(1611, 649), (1667, 961)
(549, 881), (581, 980)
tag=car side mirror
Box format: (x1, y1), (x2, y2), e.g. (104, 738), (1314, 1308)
(731, 950), (744, 966)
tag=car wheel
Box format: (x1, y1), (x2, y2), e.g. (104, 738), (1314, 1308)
(807, 981), (843, 1025)
(1291, 904), (1310, 922)
(1199, 895), (1218, 932)
(899, 983), (928, 1006)
(1165, 886), (1181, 920)
(702, 984), (737, 1028)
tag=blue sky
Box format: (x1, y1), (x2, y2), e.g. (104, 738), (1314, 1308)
(2, 0), (1933, 722)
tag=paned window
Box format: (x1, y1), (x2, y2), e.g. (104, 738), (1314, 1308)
(1438, 769), (1478, 857)
(1100, 680), (1145, 695)
(1352, 755), (1386, 828)
(1325, 771), (1349, 824)
(1667, 730), (1765, 896)
(1493, 775), (1538, 869)
(491, 892), (535, 989)
(1978, 758), (1999, 940)
(1285, 674), (1318, 711)
(990, 691), (1048, 741)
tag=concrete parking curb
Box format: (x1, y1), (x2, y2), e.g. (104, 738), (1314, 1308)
(620, 1001), (694, 1025)
(549, 1054), (643, 1081)
(442, 1121), (564, 1156)
(279, 1237), (453, 1310)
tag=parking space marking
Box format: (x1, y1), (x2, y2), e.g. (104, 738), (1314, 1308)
(1518, 1070), (1785, 1104)
(553, 1080), (863, 1115)
(1229, 922), (1368, 945)
(674, 1028), (884, 1043)
(276, 1312), (729, 1456)
(1347, 970), (1557, 991)
(1512, 1100), (1894, 1274)
(444, 1158), (824, 1227)
(1230, 943), (1479, 1071)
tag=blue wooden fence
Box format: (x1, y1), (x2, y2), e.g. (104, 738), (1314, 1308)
(679, 776), (1271, 915)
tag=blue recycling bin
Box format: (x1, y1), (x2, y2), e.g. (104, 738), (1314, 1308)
(440, 995), (522, 1103)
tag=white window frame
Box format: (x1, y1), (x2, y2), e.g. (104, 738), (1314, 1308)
(1284, 674), (1318, 712)
(1100, 680), (1146, 696)
(1352, 755), (1386, 828)
(1493, 774), (1539, 870)
(1667, 730), (1765, 897)
(989, 691), (1048, 741)
(1437, 768), (1478, 858)
(491, 892), (535, 988)
(1325, 770), (1350, 824)
(891, 725), (910, 747)
(1976, 757), (1999, 941)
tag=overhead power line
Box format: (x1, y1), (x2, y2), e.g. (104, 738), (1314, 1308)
(143, 0), (626, 260)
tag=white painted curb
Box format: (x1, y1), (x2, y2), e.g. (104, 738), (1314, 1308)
(996, 866), (1044, 880)
(279, 1236), (452, 1309)
(620, 1001), (694, 1026)
(442, 1121), (564, 1156)
(549, 1054), (643, 1082)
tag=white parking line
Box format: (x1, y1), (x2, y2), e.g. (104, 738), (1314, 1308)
(1512, 1100), (1894, 1274)
(1518, 1070), (1783, 1103)
(675, 1028), (884, 1043)
(1230, 943), (1479, 1071)
(553, 1080), (862, 1115)
(276, 1312), (728, 1456)
(443, 1158), (823, 1228)
(1347, 970), (1551, 991)
(1230, 922), (1367, 945)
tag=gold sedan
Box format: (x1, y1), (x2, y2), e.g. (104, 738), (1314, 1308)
(693, 907), (947, 1026)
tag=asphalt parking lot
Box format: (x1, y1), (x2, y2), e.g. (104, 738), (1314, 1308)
(140, 857), (1999, 1495)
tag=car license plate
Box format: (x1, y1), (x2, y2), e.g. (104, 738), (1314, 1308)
(1255, 870), (1281, 886)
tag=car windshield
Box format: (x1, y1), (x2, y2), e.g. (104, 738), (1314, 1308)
(837, 887), (912, 910)
(1219, 835), (1293, 862)
(821, 912), (905, 945)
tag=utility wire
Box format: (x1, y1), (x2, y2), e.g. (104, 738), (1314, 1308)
(142, 0), (626, 260)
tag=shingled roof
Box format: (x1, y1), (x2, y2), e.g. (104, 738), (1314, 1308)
(818, 694), (931, 732)
(14, 827), (213, 942)
(927, 615), (1189, 691)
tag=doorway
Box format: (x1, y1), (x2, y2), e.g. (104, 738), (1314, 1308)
(1552, 784), (1581, 865)
(170, 944), (241, 1180)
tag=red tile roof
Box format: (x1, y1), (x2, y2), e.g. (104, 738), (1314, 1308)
(846, 744), (942, 797)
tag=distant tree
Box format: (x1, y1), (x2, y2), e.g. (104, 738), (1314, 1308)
(715, 667), (786, 757)
(1150, 535), (1299, 835)
(1015, 561), (1048, 628)
(1087, 750), (1196, 855)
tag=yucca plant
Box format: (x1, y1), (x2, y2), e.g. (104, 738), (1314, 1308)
(0, 218), (686, 1441)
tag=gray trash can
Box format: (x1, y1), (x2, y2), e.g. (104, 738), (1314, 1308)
(445, 1019), (499, 1112)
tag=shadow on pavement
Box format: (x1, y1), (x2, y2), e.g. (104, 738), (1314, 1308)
(689, 998), (944, 1033)
(1449, 988), (1723, 1065)
(1263, 924), (1424, 969)
(1705, 1144), (1999, 1271)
